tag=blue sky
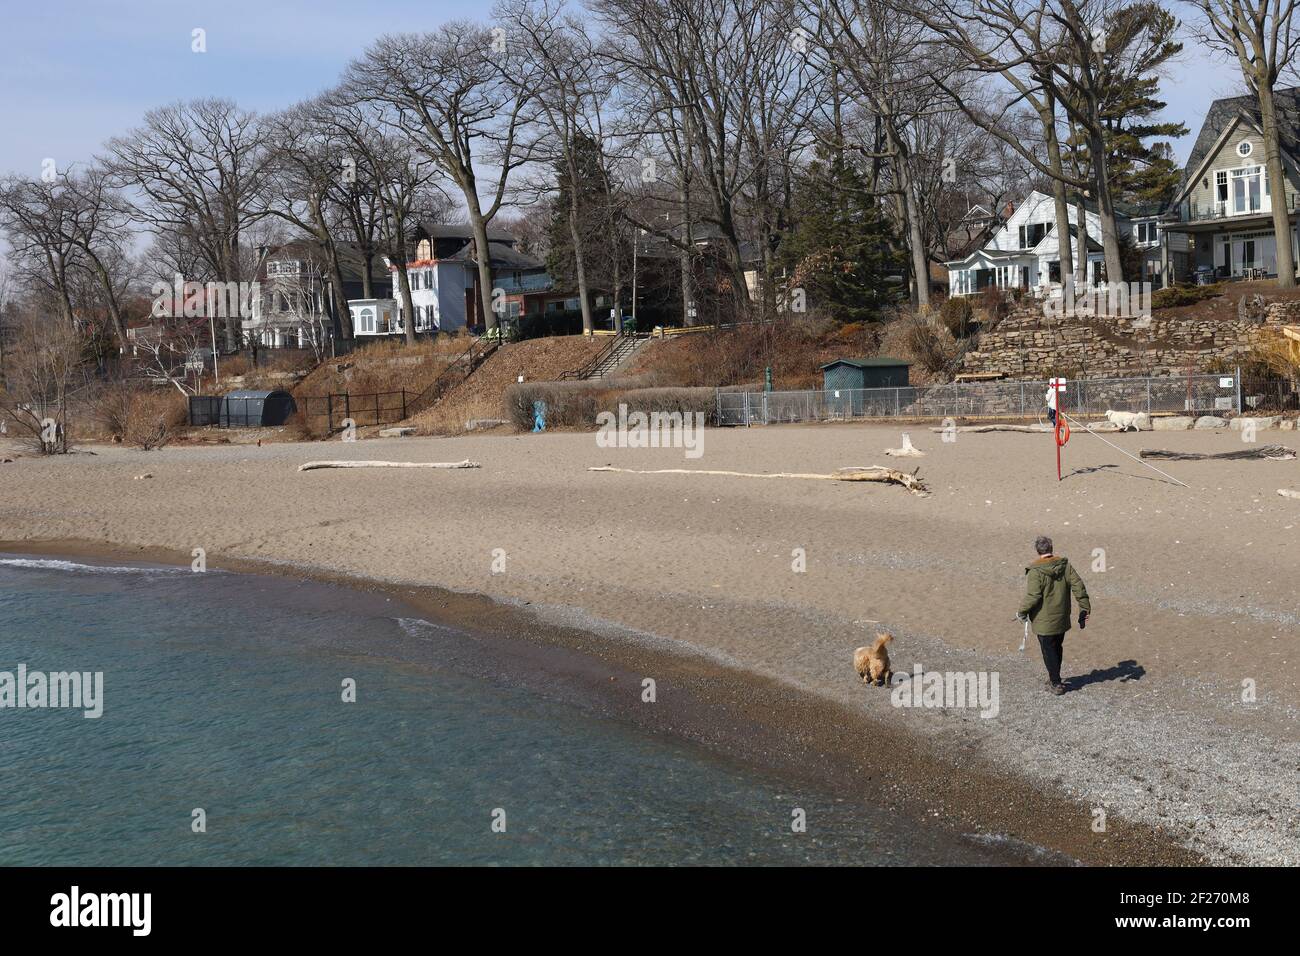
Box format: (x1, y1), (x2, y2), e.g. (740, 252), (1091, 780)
(0, 1), (1254, 181)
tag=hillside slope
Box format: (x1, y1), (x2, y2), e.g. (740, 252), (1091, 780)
(406, 334), (603, 435)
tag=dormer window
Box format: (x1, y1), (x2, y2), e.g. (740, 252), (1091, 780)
(1237, 140), (1253, 158)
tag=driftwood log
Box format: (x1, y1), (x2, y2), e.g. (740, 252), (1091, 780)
(1139, 445), (1296, 461)
(298, 459), (480, 472)
(1279, 489), (1300, 500)
(884, 433), (925, 457)
(587, 465), (930, 496)
(927, 424), (1052, 433)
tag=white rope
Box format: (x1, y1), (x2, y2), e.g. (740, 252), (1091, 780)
(1060, 411), (1189, 487)
(1019, 618), (1028, 652)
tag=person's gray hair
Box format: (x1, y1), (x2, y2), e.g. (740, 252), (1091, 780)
(1034, 535), (1053, 555)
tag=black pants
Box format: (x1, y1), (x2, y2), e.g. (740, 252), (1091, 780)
(1047, 407), (1057, 425)
(1037, 632), (1066, 685)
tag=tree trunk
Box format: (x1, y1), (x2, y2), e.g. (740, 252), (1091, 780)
(326, 248), (352, 340)
(1038, 94), (1075, 286)
(1075, 195), (1091, 288)
(568, 202), (594, 334)
(466, 200), (497, 334)
(396, 264), (416, 345)
(1085, 123), (1124, 284)
(887, 123), (930, 312)
(1258, 85), (1297, 288)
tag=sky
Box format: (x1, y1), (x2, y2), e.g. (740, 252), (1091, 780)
(0, 0), (1260, 186)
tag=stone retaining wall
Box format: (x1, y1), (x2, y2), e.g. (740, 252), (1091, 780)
(960, 299), (1300, 379)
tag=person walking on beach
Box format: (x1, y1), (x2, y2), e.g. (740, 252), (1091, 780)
(1017, 535), (1091, 696)
(1044, 382), (1059, 425)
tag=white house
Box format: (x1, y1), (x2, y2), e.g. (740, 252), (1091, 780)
(348, 223), (550, 338)
(946, 191), (1184, 296)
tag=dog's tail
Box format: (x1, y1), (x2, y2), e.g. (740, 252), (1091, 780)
(872, 632), (894, 652)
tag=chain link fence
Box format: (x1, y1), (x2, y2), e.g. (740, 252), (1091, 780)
(715, 372), (1297, 426)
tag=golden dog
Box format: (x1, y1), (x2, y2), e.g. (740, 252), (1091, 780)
(853, 633), (894, 686)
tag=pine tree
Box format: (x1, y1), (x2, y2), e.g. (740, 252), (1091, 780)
(544, 133), (620, 292)
(1066, 2), (1187, 207)
(779, 150), (902, 324)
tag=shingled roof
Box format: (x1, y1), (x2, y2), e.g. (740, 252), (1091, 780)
(1179, 87), (1300, 195)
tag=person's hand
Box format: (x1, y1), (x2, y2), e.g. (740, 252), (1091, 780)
(1016, 612), (1029, 624)
(1078, 610), (1089, 630)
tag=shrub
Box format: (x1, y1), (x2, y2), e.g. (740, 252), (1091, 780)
(1151, 282), (1223, 311)
(503, 382), (719, 430)
(939, 296), (975, 338)
(94, 382), (185, 449)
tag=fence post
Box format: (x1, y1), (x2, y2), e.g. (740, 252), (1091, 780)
(894, 388), (900, 416)
(327, 394), (333, 433)
(1146, 378), (1151, 415)
(345, 393), (351, 427)
(375, 392), (380, 426)
(1236, 366), (1242, 414)
(401, 390), (407, 421)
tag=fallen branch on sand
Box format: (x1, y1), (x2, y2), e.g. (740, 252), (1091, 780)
(926, 424), (1050, 433)
(587, 464), (930, 496)
(1139, 445), (1295, 461)
(1279, 489), (1300, 500)
(298, 459), (480, 472)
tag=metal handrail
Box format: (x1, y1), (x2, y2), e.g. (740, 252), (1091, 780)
(560, 334), (624, 380)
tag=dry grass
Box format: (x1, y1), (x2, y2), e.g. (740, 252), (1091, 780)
(621, 316), (891, 390)
(408, 335), (604, 435)
(293, 335), (475, 400)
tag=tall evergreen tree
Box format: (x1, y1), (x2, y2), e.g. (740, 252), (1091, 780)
(1064, 2), (1187, 207)
(544, 133), (620, 295)
(779, 150), (902, 324)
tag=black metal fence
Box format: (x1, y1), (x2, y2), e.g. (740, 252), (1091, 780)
(189, 389), (407, 431)
(295, 391), (408, 432)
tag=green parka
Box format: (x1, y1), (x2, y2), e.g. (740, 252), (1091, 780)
(1018, 556), (1091, 636)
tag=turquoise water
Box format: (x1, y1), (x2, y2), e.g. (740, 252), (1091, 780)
(0, 556), (1035, 866)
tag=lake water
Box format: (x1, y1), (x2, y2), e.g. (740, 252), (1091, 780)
(0, 555), (1046, 865)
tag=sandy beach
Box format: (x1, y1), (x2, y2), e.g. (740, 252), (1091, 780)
(2, 421), (1297, 865)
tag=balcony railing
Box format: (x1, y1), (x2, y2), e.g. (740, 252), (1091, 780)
(1181, 194), (1300, 223)
(492, 273), (555, 294)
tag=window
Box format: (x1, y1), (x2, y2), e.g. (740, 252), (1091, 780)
(1136, 221), (1159, 245)
(1216, 170), (1229, 213)
(358, 308), (375, 333)
(1237, 140), (1253, 158)
(1232, 166), (1263, 214)
(1017, 222), (1051, 249)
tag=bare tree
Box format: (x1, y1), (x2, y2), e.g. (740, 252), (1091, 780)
(0, 309), (84, 454)
(811, 0), (949, 310)
(499, 0), (617, 334)
(1187, 0), (1300, 287)
(103, 99), (273, 349)
(599, 0), (813, 320)
(263, 98), (362, 340)
(344, 23), (538, 334)
(0, 175), (83, 331)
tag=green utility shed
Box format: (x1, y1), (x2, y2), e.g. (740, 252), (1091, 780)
(820, 358), (911, 391)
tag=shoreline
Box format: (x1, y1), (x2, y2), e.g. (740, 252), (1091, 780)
(1, 537), (1203, 866)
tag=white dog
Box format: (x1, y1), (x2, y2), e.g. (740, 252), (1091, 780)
(1104, 410), (1151, 432)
